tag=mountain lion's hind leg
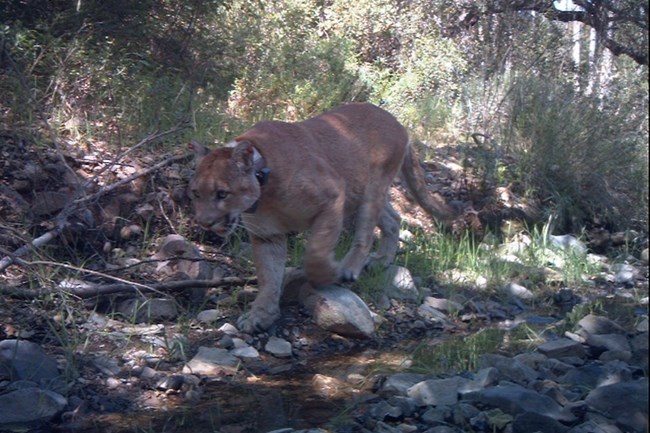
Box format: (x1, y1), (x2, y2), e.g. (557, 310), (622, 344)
(303, 196), (345, 287)
(373, 199), (401, 266)
(340, 191), (388, 282)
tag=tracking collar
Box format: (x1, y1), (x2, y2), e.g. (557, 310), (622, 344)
(244, 147), (270, 214)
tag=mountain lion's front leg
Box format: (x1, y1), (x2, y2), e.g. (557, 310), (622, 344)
(237, 234), (287, 333)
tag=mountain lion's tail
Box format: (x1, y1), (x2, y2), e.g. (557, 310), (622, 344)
(401, 143), (456, 225)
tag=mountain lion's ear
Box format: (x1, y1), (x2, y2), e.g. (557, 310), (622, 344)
(188, 140), (210, 165)
(232, 140), (255, 173)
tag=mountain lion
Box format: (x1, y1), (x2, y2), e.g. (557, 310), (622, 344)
(189, 103), (455, 333)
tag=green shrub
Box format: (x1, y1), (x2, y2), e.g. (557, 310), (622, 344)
(505, 77), (648, 232)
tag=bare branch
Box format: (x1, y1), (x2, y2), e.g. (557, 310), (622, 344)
(459, 0), (649, 65)
(74, 151), (192, 206)
(0, 228), (64, 272)
(0, 277), (254, 299)
(60, 277), (253, 299)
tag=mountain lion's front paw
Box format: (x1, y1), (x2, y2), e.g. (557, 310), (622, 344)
(236, 306), (281, 334)
(339, 267), (359, 283)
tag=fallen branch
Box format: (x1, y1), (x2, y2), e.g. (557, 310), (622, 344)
(0, 227), (64, 272)
(0, 277), (255, 299)
(74, 151), (192, 206)
(61, 277), (254, 298)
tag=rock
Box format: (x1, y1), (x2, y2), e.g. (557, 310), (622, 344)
(512, 411), (569, 433)
(312, 374), (350, 399)
(197, 309), (222, 323)
(218, 323), (239, 335)
(576, 314), (626, 336)
(468, 385), (576, 422)
(549, 234), (587, 255)
(422, 426), (460, 433)
(585, 378), (648, 432)
(0, 340), (60, 386)
(117, 298), (178, 322)
(630, 332), (649, 367)
(182, 347), (240, 375)
(452, 402), (480, 425)
(598, 350), (632, 362)
(135, 203), (154, 220)
(420, 405), (452, 424)
(265, 429), (329, 433)
(0, 387), (67, 427)
(381, 373), (428, 395)
(537, 338), (586, 359)
(91, 354), (121, 376)
(422, 297), (464, 314)
(387, 396), (418, 417)
(568, 420), (623, 433)
(407, 377), (468, 407)
(265, 336), (293, 358)
(641, 248), (648, 265)
(156, 374), (185, 391)
(501, 282), (534, 300)
(611, 263), (638, 284)
(368, 400), (404, 421)
(478, 353), (539, 385)
(585, 333), (631, 354)
(458, 367), (500, 395)
(119, 224), (142, 240)
(417, 304), (451, 325)
(382, 265), (419, 300)
(152, 234), (212, 291)
(558, 364), (606, 388)
(300, 285), (375, 338)
(231, 346), (260, 359)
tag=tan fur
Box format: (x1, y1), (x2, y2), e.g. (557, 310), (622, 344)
(189, 103), (455, 332)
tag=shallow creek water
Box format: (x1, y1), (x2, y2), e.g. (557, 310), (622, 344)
(53, 297), (645, 433)
(59, 342), (415, 433)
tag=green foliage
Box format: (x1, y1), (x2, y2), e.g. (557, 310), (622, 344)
(221, 0), (363, 121)
(401, 228), (513, 288)
(410, 326), (535, 374)
(1, 0), (647, 235)
(506, 76), (648, 231)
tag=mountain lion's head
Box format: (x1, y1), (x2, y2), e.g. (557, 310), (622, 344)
(188, 140), (261, 236)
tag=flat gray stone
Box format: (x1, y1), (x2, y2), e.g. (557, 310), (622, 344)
(586, 333), (631, 353)
(407, 377), (468, 407)
(512, 411), (569, 433)
(422, 296), (464, 313)
(0, 387), (67, 426)
(0, 340), (60, 385)
(567, 420), (623, 433)
(537, 338), (586, 359)
(478, 353), (539, 385)
(182, 347), (239, 375)
(577, 314), (626, 336)
(585, 378), (648, 432)
(265, 337), (292, 358)
(468, 385), (576, 422)
(381, 373), (428, 395)
(382, 265), (419, 300)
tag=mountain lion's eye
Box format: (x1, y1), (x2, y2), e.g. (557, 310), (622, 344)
(216, 190), (229, 200)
